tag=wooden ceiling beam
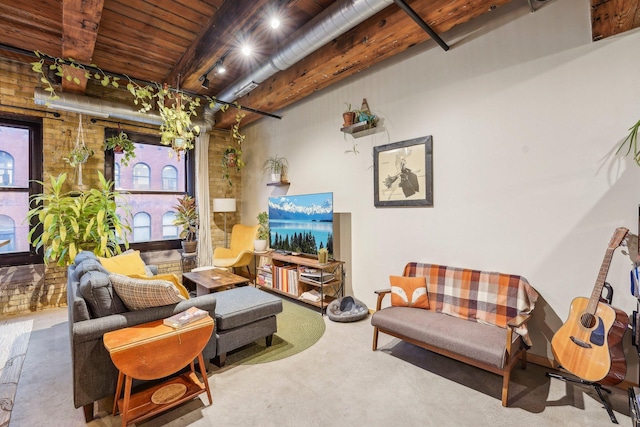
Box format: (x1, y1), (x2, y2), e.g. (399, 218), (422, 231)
(165, 0), (273, 92)
(591, 0), (640, 41)
(214, 0), (514, 129)
(61, 0), (105, 93)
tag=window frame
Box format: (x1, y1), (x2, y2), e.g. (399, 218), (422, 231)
(0, 114), (43, 266)
(104, 129), (194, 252)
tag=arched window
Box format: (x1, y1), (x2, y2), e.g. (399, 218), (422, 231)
(0, 151), (14, 186)
(114, 163), (120, 188)
(0, 215), (15, 252)
(162, 165), (178, 191)
(162, 211), (178, 239)
(132, 212), (151, 242)
(132, 163), (150, 189)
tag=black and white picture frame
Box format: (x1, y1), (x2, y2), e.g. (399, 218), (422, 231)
(373, 135), (433, 207)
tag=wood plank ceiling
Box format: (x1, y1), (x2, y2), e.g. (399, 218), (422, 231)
(0, 0), (638, 129)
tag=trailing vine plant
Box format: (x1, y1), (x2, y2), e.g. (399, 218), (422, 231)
(31, 51), (246, 160)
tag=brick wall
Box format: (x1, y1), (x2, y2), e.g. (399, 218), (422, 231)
(0, 58), (241, 315)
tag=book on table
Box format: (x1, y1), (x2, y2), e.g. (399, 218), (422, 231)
(163, 307), (208, 329)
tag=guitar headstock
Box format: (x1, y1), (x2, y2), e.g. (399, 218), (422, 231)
(609, 227), (629, 249)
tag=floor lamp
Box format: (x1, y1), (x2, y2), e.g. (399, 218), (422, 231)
(213, 198), (236, 248)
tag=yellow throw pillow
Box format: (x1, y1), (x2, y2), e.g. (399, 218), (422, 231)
(389, 275), (430, 309)
(98, 250), (147, 277)
(130, 273), (190, 300)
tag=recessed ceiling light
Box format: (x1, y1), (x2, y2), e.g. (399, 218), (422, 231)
(270, 17), (280, 29)
(241, 44), (252, 56)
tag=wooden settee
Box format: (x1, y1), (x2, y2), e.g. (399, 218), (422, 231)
(371, 262), (538, 406)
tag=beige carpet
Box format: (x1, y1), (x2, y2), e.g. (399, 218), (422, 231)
(0, 319), (32, 427)
(7, 308), (634, 426)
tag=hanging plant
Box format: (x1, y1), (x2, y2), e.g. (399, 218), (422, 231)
(30, 51), (245, 160)
(617, 118), (640, 165)
(157, 84), (200, 159)
(222, 147), (245, 186)
(104, 130), (136, 166)
(64, 145), (94, 168)
(63, 114), (93, 187)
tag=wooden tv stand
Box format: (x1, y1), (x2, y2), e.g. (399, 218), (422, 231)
(254, 251), (344, 313)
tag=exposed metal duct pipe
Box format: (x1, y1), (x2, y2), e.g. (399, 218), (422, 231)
(34, 88), (217, 132)
(212, 0), (395, 112)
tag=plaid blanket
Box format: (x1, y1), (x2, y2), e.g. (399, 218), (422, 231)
(403, 263), (538, 344)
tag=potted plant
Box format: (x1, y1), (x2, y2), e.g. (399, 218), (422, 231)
(63, 145), (94, 168)
(104, 130), (136, 166)
(222, 147), (245, 186)
(26, 171), (131, 266)
(343, 103), (356, 127)
(617, 118), (640, 165)
(173, 194), (199, 253)
(263, 155), (288, 183)
(255, 211), (269, 252)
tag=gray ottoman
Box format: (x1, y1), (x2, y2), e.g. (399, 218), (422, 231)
(213, 286), (283, 366)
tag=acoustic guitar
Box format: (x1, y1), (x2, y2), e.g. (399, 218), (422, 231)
(551, 227), (629, 385)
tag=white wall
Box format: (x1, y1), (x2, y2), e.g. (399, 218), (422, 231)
(240, 0), (640, 370)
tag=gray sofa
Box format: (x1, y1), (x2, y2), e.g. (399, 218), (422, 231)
(67, 251), (218, 422)
(68, 251), (283, 422)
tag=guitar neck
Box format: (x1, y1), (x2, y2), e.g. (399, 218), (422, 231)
(586, 247), (615, 314)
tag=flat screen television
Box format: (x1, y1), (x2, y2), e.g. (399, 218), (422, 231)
(268, 192), (333, 256)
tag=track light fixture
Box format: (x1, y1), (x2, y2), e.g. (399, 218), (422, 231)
(216, 60), (226, 74)
(200, 74), (210, 89)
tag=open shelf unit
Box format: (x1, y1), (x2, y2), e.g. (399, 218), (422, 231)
(254, 251), (344, 313)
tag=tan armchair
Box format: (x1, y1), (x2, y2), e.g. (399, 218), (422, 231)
(213, 224), (259, 275)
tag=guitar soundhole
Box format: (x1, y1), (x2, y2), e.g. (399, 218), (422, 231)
(580, 313), (596, 328)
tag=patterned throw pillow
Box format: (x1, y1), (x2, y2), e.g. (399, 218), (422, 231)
(110, 273), (185, 311)
(128, 273), (190, 300)
(389, 275), (430, 309)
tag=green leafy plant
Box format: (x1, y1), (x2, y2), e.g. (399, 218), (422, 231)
(222, 147), (245, 186)
(617, 118), (640, 165)
(104, 131), (136, 166)
(63, 145), (94, 168)
(256, 211), (269, 240)
(173, 195), (199, 242)
(30, 51), (246, 158)
(263, 155), (288, 175)
(26, 171), (131, 266)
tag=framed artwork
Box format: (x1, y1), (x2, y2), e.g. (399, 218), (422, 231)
(373, 135), (433, 207)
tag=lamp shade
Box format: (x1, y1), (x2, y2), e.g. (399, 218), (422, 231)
(213, 198), (236, 213)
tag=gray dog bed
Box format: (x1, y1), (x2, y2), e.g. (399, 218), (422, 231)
(327, 296), (368, 322)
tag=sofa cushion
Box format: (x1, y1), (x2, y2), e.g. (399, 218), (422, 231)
(110, 273), (185, 310)
(79, 270), (128, 318)
(371, 307), (520, 369)
(389, 275), (429, 309)
(215, 287), (283, 330)
(98, 250), (148, 276)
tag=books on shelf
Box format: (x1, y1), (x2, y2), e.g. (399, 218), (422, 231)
(163, 307), (208, 329)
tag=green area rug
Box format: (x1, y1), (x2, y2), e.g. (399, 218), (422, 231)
(224, 299), (325, 365)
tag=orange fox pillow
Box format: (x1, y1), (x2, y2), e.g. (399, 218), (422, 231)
(390, 275), (430, 309)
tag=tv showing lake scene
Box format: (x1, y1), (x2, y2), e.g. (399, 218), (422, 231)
(268, 192), (334, 256)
